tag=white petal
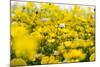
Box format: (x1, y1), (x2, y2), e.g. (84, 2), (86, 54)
(59, 23), (65, 28)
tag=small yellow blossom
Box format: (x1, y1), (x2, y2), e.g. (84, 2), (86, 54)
(57, 45), (65, 53)
(27, 2), (34, 9)
(11, 58), (27, 66)
(63, 49), (86, 61)
(89, 53), (95, 61)
(48, 55), (57, 64)
(11, 22), (28, 37)
(48, 39), (55, 43)
(41, 56), (49, 64)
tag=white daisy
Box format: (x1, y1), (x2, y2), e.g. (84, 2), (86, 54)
(41, 18), (48, 22)
(59, 23), (65, 28)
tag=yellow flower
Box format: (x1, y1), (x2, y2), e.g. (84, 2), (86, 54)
(41, 56), (49, 64)
(86, 28), (93, 33)
(73, 39), (89, 48)
(64, 41), (72, 48)
(30, 31), (42, 41)
(89, 53), (95, 61)
(61, 28), (67, 33)
(27, 2), (34, 9)
(77, 15), (86, 21)
(64, 39), (89, 48)
(48, 39), (55, 43)
(11, 58), (27, 66)
(48, 55), (57, 64)
(86, 40), (94, 47)
(63, 49), (86, 61)
(89, 47), (95, 54)
(13, 35), (38, 61)
(69, 31), (78, 37)
(14, 8), (22, 17)
(66, 13), (73, 21)
(57, 45), (65, 53)
(49, 33), (56, 37)
(11, 22), (28, 37)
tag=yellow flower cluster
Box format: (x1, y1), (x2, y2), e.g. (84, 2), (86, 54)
(40, 55), (61, 64)
(11, 58), (27, 66)
(63, 49), (86, 62)
(11, 2), (95, 66)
